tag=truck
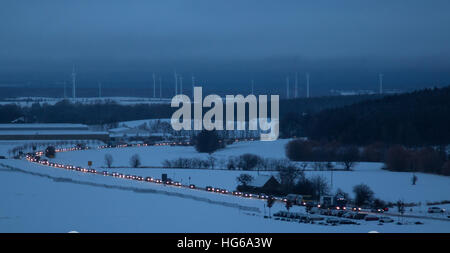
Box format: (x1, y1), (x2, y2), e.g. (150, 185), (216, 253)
(285, 194), (314, 205)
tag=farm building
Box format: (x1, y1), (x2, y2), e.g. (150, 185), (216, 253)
(0, 124), (109, 142)
(247, 175), (281, 193)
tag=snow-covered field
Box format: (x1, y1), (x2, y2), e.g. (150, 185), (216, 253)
(1, 159), (449, 233)
(51, 140), (450, 204)
(1, 139), (450, 232)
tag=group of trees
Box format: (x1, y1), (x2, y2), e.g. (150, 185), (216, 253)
(162, 154), (294, 172)
(194, 130), (225, 154)
(103, 153), (141, 168)
(0, 100), (175, 124)
(285, 138), (450, 176)
(385, 145), (450, 175)
(285, 139), (359, 170)
(282, 86), (450, 146)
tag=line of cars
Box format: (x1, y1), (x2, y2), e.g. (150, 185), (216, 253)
(25, 153), (276, 202)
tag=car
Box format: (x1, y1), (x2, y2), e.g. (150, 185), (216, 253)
(379, 216), (394, 223)
(309, 207), (320, 214)
(102, 171), (108, 175)
(320, 209), (333, 216)
(220, 189), (228, 194)
(308, 215), (325, 221)
(339, 219), (356, 225)
(353, 213), (368, 220)
(173, 182), (181, 186)
(364, 215), (380, 221)
(165, 180), (173, 185)
(258, 194), (269, 199)
(232, 191), (243, 196)
(243, 193), (253, 198)
(206, 186), (214, 191)
(145, 177), (153, 182)
(326, 218), (340, 225)
(371, 208), (385, 213)
(189, 184), (196, 189)
(274, 211), (288, 217)
(331, 210), (345, 217)
(428, 207), (445, 213)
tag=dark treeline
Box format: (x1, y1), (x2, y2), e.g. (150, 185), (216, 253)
(0, 93), (380, 125)
(285, 139), (450, 175)
(0, 100), (175, 125)
(282, 86), (450, 146)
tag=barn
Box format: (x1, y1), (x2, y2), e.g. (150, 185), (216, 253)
(246, 175), (281, 193)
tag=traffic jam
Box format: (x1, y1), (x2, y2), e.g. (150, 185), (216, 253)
(24, 150), (280, 203)
(25, 144), (449, 227)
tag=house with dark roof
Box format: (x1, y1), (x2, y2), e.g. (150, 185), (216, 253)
(246, 175), (281, 193)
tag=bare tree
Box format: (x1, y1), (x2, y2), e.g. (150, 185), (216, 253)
(236, 174), (254, 186)
(104, 154), (113, 168)
(130, 154), (141, 168)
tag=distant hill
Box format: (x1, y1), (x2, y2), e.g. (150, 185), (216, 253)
(301, 86), (450, 146)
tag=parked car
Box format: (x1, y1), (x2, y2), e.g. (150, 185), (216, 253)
(428, 207), (445, 213)
(342, 212), (356, 219)
(320, 209), (332, 216)
(331, 209), (345, 217)
(308, 215), (325, 221)
(309, 207), (320, 214)
(326, 218), (340, 225)
(353, 213), (368, 220)
(364, 215), (380, 221)
(379, 216), (394, 223)
(339, 219), (357, 225)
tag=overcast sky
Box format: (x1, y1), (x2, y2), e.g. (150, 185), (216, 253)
(1, 0), (450, 93)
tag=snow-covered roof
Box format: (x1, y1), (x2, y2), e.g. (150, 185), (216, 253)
(247, 175), (279, 188)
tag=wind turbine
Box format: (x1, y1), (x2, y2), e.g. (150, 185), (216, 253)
(71, 65), (76, 99)
(152, 73), (156, 98)
(286, 76), (290, 99)
(306, 73), (310, 98)
(379, 73), (384, 94)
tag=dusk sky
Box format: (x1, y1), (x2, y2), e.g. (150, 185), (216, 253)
(1, 0), (450, 93)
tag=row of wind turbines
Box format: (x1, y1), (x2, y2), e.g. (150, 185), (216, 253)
(58, 67), (385, 100)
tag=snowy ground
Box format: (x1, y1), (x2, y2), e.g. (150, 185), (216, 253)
(1, 159), (449, 232)
(51, 140), (450, 204)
